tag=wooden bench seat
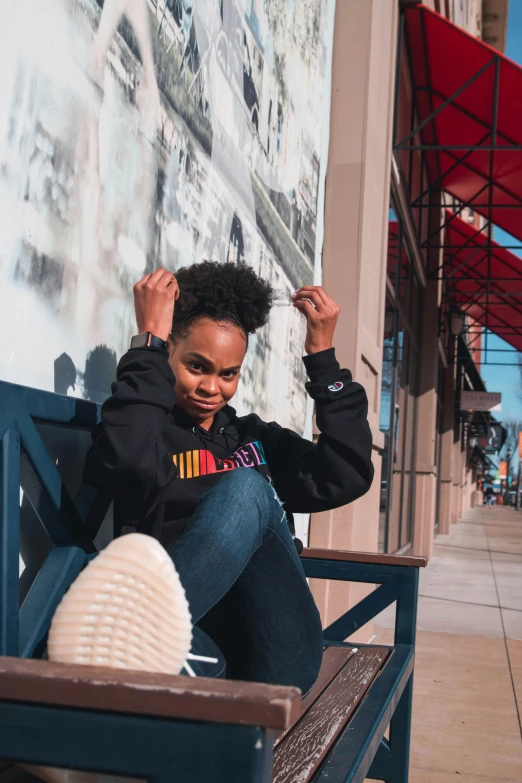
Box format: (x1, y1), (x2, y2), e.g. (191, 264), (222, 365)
(273, 646), (389, 782)
(0, 380), (425, 783)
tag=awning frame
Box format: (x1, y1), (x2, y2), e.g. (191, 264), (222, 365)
(392, 5), (522, 364)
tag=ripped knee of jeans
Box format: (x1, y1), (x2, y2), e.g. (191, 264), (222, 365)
(268, 479), (284, 510)
(267, 480), (304, 553)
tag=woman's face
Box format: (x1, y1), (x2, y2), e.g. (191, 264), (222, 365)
(168, 317), (247, 429)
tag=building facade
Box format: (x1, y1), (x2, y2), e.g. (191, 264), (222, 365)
(309, 0), (509, 628)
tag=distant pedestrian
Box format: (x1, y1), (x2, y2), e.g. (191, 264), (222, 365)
(484, 485), (495, 508)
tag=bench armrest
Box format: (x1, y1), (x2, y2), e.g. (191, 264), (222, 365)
(300, 548), (422, 645)
(301, 548), (427, 568)
(0, 656), (300, 731)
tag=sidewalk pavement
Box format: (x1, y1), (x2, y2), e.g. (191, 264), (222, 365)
(372, 505), (522, 783)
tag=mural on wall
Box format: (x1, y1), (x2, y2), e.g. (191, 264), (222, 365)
(0, 0), (333, 431)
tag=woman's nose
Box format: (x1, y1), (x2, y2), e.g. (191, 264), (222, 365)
(198, 378), (220, 397)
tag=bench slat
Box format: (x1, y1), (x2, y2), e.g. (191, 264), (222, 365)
(272, 647), (389, 783)
(274, 645), (356, 748)
(300, 646), (357, 716)
(0, 656), (300, 731)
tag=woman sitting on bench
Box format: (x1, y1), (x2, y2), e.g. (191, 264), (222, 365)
(48, 262), (373, 696)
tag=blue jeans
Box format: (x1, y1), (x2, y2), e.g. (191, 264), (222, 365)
(168, 469), (324, 694)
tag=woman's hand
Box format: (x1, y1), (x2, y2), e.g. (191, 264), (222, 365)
(292, 286), (340, 354)
(133, 268), (179, 341)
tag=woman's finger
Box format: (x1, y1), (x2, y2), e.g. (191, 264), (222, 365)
(144, 267), (166, 287)
(295, 285), (338, 312)
(293, 289), (327, 312)
(164, 273), (179, 300)
(293, 289), (324, 311)
(293, 298), (318, 320)
(157, 269), (176, 288)
(294, 285), (328, 304)
(169, 276), (180, 300)
(134, 272), (152, 289)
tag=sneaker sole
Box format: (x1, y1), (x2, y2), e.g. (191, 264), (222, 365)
(48, 533), (192, 673)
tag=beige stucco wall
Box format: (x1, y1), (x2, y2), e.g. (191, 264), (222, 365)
(308, 0), (398, 632)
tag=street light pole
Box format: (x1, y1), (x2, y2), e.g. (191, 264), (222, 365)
(506, 448), (512, 505)
(515, 459), (522, 511)
(515, 432), (522, 511)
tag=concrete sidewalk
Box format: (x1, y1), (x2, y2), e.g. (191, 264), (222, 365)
(373, 505), (522, 782)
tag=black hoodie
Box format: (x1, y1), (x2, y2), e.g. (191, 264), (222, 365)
(85, 346), (374, 548)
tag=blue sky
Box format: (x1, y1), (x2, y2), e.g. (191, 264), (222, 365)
(479, 5), (522, 423)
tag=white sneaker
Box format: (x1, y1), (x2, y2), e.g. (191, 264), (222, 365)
(48, 533), (192, 674)
(25, 533), (195, 783)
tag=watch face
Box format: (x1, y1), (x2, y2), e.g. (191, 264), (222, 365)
(130, 333), (149, 349)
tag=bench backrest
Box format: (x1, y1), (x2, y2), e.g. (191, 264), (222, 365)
(0, 380), (112, 658)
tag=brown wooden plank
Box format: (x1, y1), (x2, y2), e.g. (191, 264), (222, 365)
(0, 656), (300, 730)
(272, 647), (389, 783)
(301, 547), (427, 568)
(274, 646), (356, 748)
(299, 646), (357, 716)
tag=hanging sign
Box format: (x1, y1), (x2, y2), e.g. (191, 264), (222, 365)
(480, 423), (505, 452)
(460, 391), (502, 412)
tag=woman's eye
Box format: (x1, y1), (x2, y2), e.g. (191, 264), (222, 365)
(223, 371), (238, 379)
(189, 362), (203, 371)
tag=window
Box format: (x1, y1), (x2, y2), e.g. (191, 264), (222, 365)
(379, 209), (421, 553)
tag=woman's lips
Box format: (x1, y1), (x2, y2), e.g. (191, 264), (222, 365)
(189, 398), (219, 411)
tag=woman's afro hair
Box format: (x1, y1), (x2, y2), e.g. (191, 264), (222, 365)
(172, 261), (275, 338)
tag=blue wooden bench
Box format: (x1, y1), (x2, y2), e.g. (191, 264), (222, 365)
(0, 380), (426, 783)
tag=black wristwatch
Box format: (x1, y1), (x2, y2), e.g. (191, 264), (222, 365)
(130, 332), (168, 350)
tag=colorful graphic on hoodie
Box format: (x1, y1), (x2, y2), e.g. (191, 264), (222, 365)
(172, 440), (267, 479)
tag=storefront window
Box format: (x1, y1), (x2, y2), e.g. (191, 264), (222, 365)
(379, 302), (396, 551)
(379, 213), (421, 553)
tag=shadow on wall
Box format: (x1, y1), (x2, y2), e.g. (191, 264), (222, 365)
(54, 345), (118, 401)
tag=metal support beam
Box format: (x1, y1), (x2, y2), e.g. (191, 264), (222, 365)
(396, 56), (497, 148)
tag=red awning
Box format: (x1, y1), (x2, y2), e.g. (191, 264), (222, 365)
(442, 212), (522, 351)
(402, 5), (522, 244)
(387, 214), (522, 351)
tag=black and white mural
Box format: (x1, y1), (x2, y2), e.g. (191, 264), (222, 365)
(0, 0), (334, 432)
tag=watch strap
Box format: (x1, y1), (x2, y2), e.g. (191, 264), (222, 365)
(130, 333), (169, 351)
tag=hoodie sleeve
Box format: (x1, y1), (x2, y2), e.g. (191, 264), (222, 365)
(260, 348), (374, 513)
(84, 347), (178, 512)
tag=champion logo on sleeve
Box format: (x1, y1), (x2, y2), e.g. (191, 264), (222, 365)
(328, 382), (344, 392)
